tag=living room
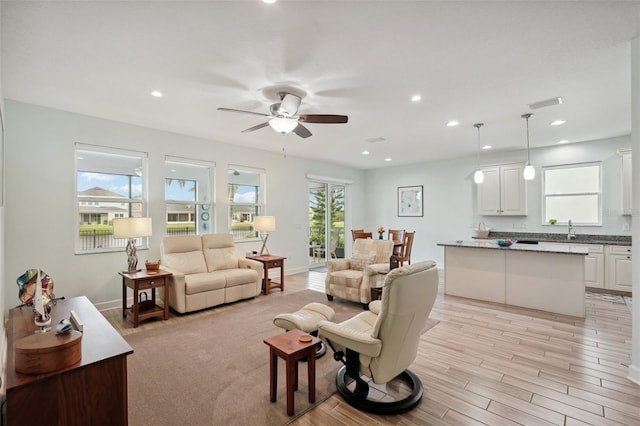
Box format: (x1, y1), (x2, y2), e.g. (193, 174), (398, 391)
(1, 2), (640, 425)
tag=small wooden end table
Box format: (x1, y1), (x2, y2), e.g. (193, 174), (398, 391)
(246, 254), (286, 294)
(263, 329), (322, 416)
(119, 269), (172, 327)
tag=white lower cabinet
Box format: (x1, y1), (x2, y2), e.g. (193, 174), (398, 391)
(606, 245), (633, 292)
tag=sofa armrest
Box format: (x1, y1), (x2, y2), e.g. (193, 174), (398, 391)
(159, 265), (187, 313)
(364, 263), (390, 275)
(327, 259), (350, 273)
(239, 257), (264, 275)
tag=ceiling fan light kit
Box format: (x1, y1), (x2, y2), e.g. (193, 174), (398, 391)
(269, 117), (298, 134)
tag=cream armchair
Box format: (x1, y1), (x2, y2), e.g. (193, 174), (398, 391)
(325, 238), (394, 309)
(318, 261), (439, 414)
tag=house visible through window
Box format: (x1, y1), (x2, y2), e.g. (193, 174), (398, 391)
(228, 166), (265, 239)
(165, 156), (214, 236)
(76, 144), (147, 253)
(542, 162), (602, 225)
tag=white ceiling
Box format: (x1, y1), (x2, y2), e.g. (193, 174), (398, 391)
(3, 1), (640, 170)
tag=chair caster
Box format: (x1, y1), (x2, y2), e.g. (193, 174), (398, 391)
(335, 365), (423, 414)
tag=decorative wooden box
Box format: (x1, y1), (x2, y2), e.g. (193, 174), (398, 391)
(14, 330), (82, 374)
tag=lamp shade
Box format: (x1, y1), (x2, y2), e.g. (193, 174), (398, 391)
(474, 169), (485, 184)
(523, 164), (536, 180)
(254, 216), (276, 232)
(113, 217), (153, 238)
(268, 117), (298, 134)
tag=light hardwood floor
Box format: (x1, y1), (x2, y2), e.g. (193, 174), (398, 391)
(288, 269), (639, 426)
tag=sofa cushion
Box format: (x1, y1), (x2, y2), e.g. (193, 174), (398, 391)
(163, 251), (208, 275)
(350, 254), (376, 271)
(202, 234), (240, 271)
(185, 272), (226, 294)
(219, 268), (259, 287)
(329, 269), (364, 289)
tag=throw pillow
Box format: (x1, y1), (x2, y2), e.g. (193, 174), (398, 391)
(350, 254), (376, 271)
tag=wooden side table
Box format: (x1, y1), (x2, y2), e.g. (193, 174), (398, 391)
(263, 329), (321, 416)
(119, 269), (172, 327)
(246, 254), (286, 294)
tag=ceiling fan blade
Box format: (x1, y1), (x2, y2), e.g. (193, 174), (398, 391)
(241, 122), (270, 133)
(217, 107), (270, 118)
(293, 124), (312, 138)
(279, 93), (302, 117)
(298, 114), (348, 124)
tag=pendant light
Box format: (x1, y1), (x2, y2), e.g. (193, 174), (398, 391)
(521, 113), (535, 180)
(473, 123), (484, 184)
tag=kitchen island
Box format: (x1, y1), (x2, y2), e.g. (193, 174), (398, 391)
(438, 241), (588, 317)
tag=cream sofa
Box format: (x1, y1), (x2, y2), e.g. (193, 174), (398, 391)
(160, 234), (263, 313)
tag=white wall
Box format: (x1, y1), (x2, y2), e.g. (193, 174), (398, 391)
(365, 135), (632, 267)
(2, 100), (366, 310)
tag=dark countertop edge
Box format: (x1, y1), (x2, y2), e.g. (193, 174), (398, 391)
(479, 232), (632, 246)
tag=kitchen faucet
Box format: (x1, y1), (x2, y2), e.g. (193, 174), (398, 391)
(567, 219), (576, 240)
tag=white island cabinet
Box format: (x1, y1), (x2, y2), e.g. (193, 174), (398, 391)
(438, 241), (587, 317)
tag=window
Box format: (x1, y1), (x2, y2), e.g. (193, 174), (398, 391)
(542, 162), (602, 225)
(76, 144), (147, 253)
(228, 166), (265, 239)
(165, 156), (214, 236)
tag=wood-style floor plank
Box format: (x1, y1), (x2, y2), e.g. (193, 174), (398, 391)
(229, 269), (640, 426)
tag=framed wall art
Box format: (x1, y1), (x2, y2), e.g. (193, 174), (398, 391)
(398, 185), (423, 217)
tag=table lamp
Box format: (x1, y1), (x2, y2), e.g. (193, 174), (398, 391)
(254, 216), (276, 255)
(113, 217), (152, 272)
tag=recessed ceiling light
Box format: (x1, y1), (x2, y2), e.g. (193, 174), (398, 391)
(151, 90), (163, 98)
(446, 120), (459, 127)
(262, 0), (277, 4)
(482, 145), (492, 150)
(551, 120), (566, 126)
(557, 140), (569, 144)
(384, 158), (392, 162)
(411, 95), (422, 102)
(362, 150), (370, 155)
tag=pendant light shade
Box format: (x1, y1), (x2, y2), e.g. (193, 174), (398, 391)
(474, 169), (485, 184)
(473, 123), (484, 184)
(522, 113), (535, 181)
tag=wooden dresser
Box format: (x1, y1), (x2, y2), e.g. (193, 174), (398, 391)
(6, 296), (133, 425)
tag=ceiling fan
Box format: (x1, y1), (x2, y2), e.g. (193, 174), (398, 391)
(217, 92), (348, 138)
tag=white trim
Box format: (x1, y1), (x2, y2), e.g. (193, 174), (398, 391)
(306, 173), (353, 184)
(628, 364), (640, 385)
(166, 155), (215, 168)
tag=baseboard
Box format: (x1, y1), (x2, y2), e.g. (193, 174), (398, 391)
(628, 363), (640, 385)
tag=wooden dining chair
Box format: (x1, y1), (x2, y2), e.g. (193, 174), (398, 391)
(388, 229), (406, 255)
(352, 231), (373, 240)
(398, 231), (415, 266)
(351, 229), (364, 242)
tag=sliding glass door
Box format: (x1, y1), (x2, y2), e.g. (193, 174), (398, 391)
(308, 181), (346, 268)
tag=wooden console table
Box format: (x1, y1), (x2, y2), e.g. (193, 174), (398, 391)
(246, 254), (286, 294)
(120, 269), (172, 327)
(6, 296), (133, 425)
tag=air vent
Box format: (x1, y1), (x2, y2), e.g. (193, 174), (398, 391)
(528, 97), (563, 110)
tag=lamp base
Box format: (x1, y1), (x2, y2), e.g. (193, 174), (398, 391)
(259, 234), (270, 255)
(125, 238), (139, 272)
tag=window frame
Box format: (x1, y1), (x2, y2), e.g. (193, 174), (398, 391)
(228, 165), (266, 241)
(165, 156), (215, 236)
(75, 144), (148, 254)
(541, 161), (602, 226)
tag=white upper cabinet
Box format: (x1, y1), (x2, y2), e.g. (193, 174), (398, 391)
(622, 151), (632, 215)
(477, 163), (527, 216)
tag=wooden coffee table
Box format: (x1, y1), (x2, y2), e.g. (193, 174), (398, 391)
(263, 329), (321, 416)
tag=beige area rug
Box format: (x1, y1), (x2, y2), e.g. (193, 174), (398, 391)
(122, 290), (363, 426)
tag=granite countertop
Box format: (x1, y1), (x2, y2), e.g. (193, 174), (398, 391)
(481, 232), (632, 246)
(438, 240), (589, 255)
